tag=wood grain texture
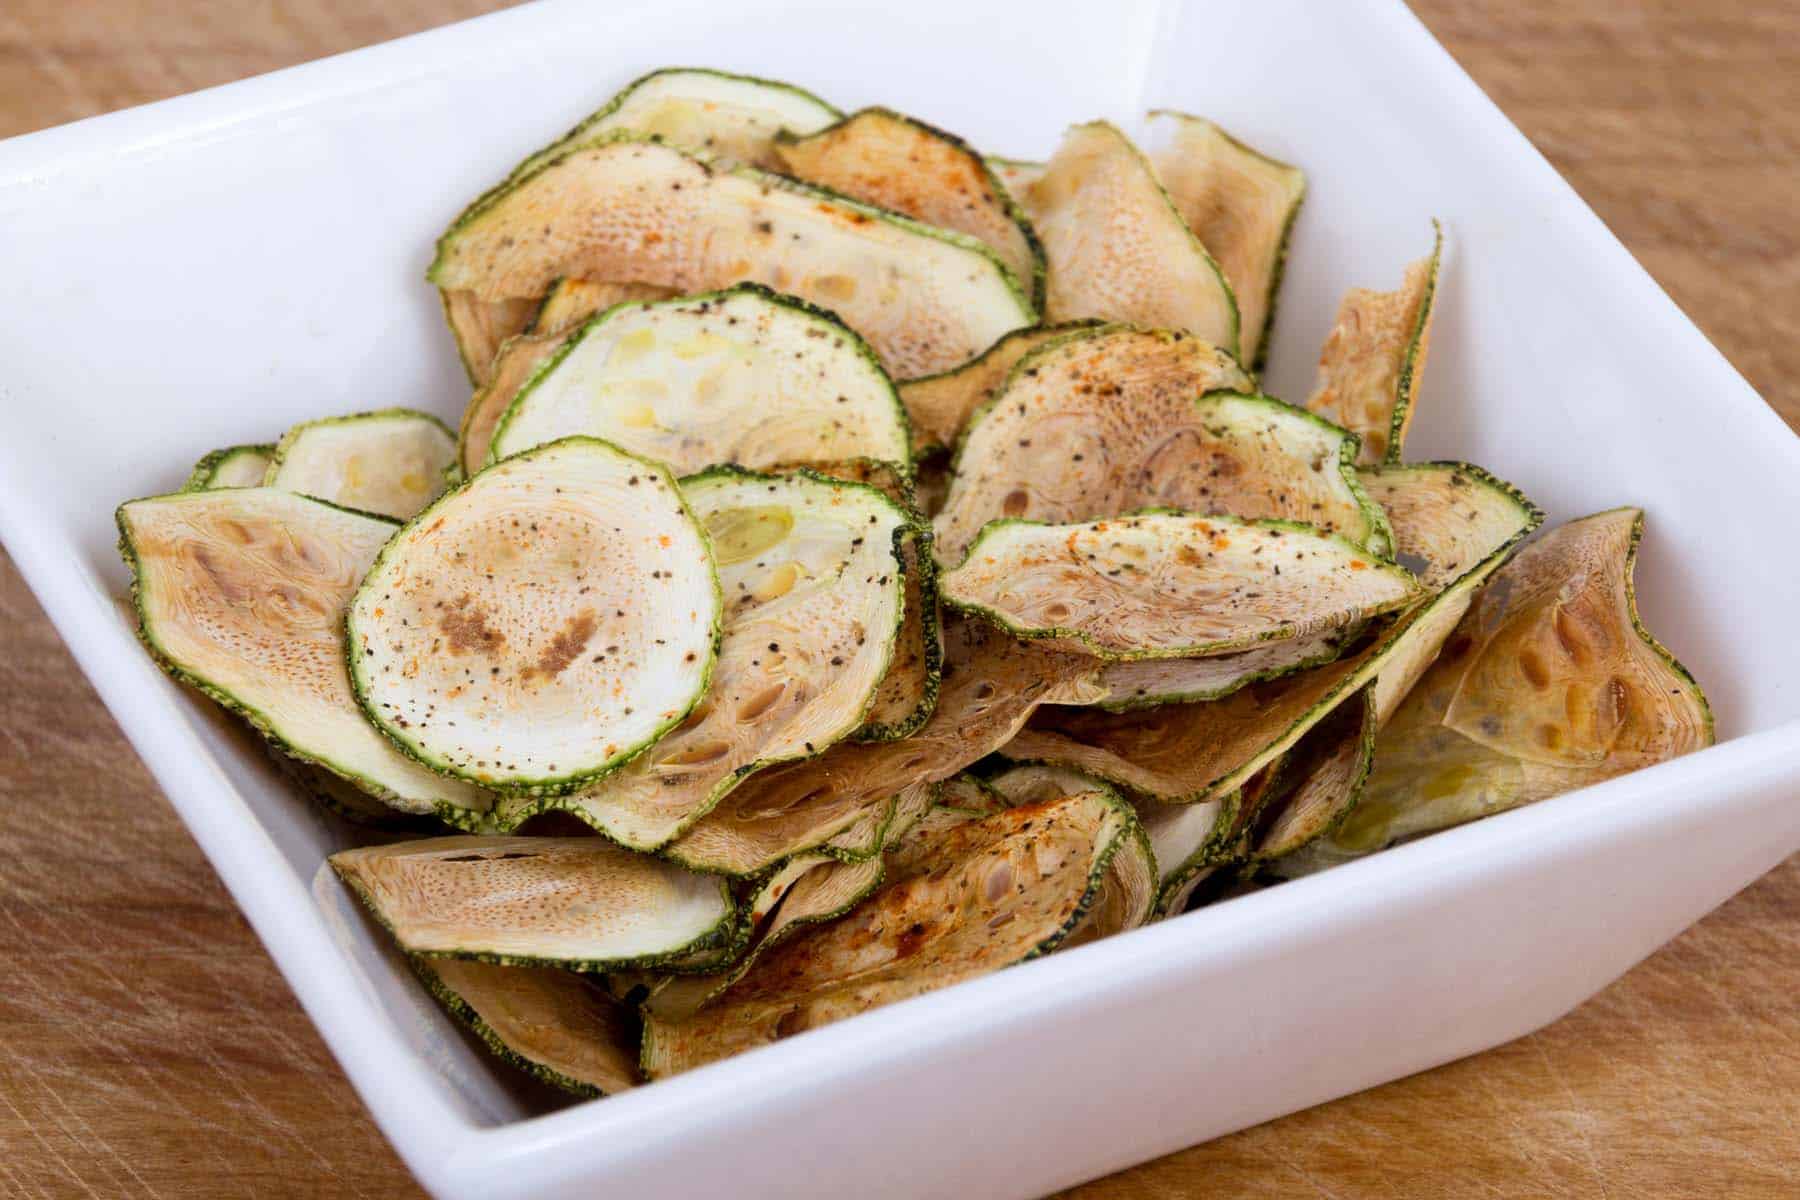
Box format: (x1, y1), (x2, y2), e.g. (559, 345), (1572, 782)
(0, 2), (1795, 1196)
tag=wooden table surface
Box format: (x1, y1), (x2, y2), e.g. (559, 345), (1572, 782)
(2, 2), (1796, 1196)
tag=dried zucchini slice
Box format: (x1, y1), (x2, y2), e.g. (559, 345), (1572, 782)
(347, 437), (720, 795)
(498, 468), (908, 849)
(898, 321), (1100, 455)
(116, 488), (491, 824)
(415, 959), (639, 1096)
(488, 285), (909, 472)
(1004, 464), (1540, 804)
(264, 408), (455, 521)
(1025, 122), (1238, 357)
(1147, 112), (1306, 373)
(773, 107), (1044, 305)
(184, 443), (274, 491)
(1288, 509), (1713, 869)
(666, 618), (1097, 876)
(433, 135), (1034, 381)
(443, 291), (540, 386)
(1307, 223), (1443, 464)
(981, 763), (1165, 925)
(932, 326), (1394, 566)
(511, 67), (840, 184)
(643, 788), (1149, 1077)
(941, 511), (1421, 660)
(332, 836), (732, 969)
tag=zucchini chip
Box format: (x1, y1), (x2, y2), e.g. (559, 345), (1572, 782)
(443, 291), (540, 386)
(1147, 112), (1306, 373)
(898, 321), (1100, 455)
(665, 618), (1097, 876)
(941, 511), (1422, 660)
(509, 67), (840, 184)
(184, 443), (273, 491)
(1024, 122), (1239, 358)
(331, 836), (732, 969)
(772, 107), (1044, 305)
(932, 326), (1396, 567)
(1307, 223), (1443, 464)
(980, 763), (1163, 925)
(643, 788), (1150, 1077)
(415, 959), (640, 1096)
(1287, 509), (1713, 869)
(488, 286), (909, 472)
(529, 279), (675, 336)
(1003, 464), (1540, 803)
(265, 408), (456, 521)
(498, 469), (909, 849)
(116, 488), (491, 824)
(432, 135), (1034, 381)
(347, 438), (721, 795)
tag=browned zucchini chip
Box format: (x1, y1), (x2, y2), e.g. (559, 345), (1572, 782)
(443, 291), (540, 386)
(495, 469), (908, 850)
(773, 108), (1044, 305)
(1147, 112), (1306, 373)
(331, 836), (734, 970)
(1283, 510), (1712, 872)
(1307, 223), (1443, 463)
(941, 511), (1420, 660)
(416, 959), (640, 1097)
(643, 788), (1150, 1077)
(432, 135), (1034, 381)
(665, 618), (1098, 876)
(1024, 122), (1238, 356)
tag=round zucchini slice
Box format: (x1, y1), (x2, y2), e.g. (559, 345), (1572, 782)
(898, 321), (1101, 455)
(488, 285), (910, 472)
(507, 67), (841, 185)
(116, 487), (492, 824)
(415, 959), (640, 1097)
(264, 408), (456, 521)
(1147, 112), (1306, 373)
(666, 618), (1096, 876)
(1001, 465), (1541, 804)
(1284, 510), (1713, 873)
(347, 437), (721, 795)
(642, 788), (1149, 1078)
(432, 135), (1034, 381)
(772, 107), (1044, 306)
(184, 443), (274, 491)
(1024, 121), (1239, 358)
(499, 468), (909, 849)
(940, 511), (1421, 660)
(1307, 223), (1443, 464)
(331, 835), (733, 970)
(931, 326), (1394, 567)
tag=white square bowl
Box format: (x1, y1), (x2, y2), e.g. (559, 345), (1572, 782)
(3, 1), (1797, 1196)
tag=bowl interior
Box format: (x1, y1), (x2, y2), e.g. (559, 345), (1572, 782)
(0, 0), (1795, 1142)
